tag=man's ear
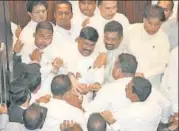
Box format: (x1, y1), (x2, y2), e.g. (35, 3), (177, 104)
(143, 18), (146, 23)
(132, 93), (140, 102)
(28, 12), (32, 18)
(76, 37), (80, 42)
(54, 12), (56, 20)
(119, 35), (123, 42)
(170, 10), (174, 17)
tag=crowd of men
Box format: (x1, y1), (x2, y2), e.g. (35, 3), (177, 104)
(0, 0), (178, 131)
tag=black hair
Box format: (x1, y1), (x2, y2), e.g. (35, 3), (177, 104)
(104, 20), (123, 38)
(143, 4), (166, 22)
(98, 0), (117, 7)
(116, 53), (138, 76)
(132, 77), (152, 102)
(23, 103), (47, 130)
(54, 0), (73, 13)
(79, 26), (99, 42)
(36, 21), (54, 34)
(26, 0), (48, 13)
(51, 74), (72, 96)
(87, 113), (106, 131)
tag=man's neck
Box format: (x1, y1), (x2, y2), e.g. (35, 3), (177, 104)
(57, 24), (71, 31)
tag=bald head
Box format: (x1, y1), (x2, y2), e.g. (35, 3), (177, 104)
(87, 113), (106, 131)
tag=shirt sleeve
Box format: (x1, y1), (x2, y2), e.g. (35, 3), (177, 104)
(0, 114), (9, 131)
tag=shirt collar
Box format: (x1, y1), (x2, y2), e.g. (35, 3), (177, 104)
(55, 25), (72, 35)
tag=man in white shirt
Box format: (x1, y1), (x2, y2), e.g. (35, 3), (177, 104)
(84, 53), (138, 115)
(54, 1), (80, 44)
(41, 74), (87, 131)
(14, 21), (63, 83)
(160, 46), (178, 131)
(103, 21), (127, 83)
(19, 0), (48, 46)
(72, 0), (98, 32)
(124, 4), (170, 87)
(86, 0), (130, 53)
(100, 77), (162, 131)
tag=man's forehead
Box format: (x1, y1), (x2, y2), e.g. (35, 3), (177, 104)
(146, 17), (161, 23)
(80, 37), (95, 44)
(105, 32), (119, 37)
(37, 29), (53, 34)
(32, 4), (46, 11)
(56, 4), (71, 11)
(79, 0), (96, 3)
(158, 1), (172, 8)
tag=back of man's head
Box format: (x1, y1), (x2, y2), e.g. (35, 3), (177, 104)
(117, 53), (138, 76)
(51, 74), (72, 96)
(23, 103), (47, 130)
(79, 26), (99, 42)
(104, 20), (123, 38)
(87, 113), (106, 131)
(143, 4), (166, 22)
(132, 77), (152, 102)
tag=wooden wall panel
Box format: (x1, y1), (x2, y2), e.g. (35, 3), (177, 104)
(9, 1), (152, 28)
(118, 1), (152, 23)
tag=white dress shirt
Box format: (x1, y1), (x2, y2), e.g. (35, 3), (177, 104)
(84, 77), (132, 119)
(71, 1), (100, 35)
(41, 98), (87, 131)
(124, 23), (170, 87)
(147, 87), (172, 123)
(110, 102), (162, 131)
(87, 12), (130, 53)
(160, 46), (178, 114)
(54, 24), (79, 45)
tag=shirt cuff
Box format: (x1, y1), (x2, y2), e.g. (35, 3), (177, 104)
(0, 114), (9, 130)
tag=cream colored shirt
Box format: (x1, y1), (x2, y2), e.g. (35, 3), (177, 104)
(124, 23), (170, 79)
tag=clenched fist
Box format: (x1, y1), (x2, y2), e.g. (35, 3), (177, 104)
(30, 49), (43, 62)
(52, 57), (63, 69)
(13, 39), (24, 54)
